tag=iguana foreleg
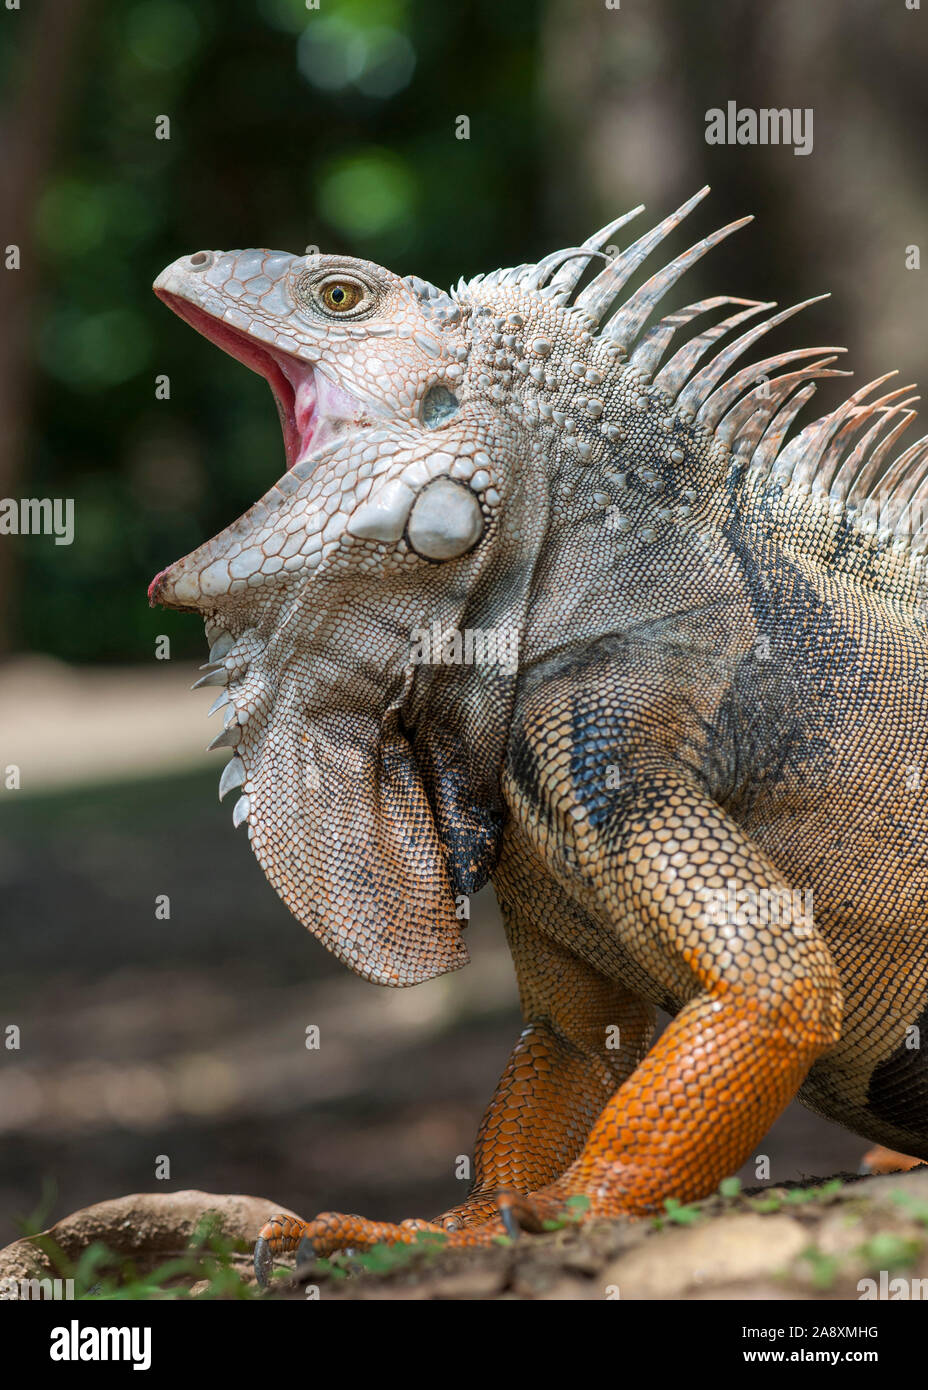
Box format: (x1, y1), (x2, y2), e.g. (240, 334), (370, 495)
(488, 767), (844, 1226)
(438, 921), (654, 1229)
(254, 929), (652, 1278)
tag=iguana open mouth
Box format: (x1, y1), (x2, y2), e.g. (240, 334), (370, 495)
(153, 290), (317, 471)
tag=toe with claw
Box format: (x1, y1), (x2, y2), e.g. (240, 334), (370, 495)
(253, 1185), (600, 1285)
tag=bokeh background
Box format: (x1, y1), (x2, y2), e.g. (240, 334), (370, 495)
(1, 0), (926, 1245)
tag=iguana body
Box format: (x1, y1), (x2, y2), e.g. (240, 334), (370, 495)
(149, 189), (928, 1276)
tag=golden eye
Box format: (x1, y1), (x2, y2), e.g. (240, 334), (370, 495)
(321, 280), (363, 313)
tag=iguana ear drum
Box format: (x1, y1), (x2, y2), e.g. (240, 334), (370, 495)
(406, 477), (484, 560)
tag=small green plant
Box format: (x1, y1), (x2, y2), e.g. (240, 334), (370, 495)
(799, 1245), (840, 1291)
(782, 1188), (816, 1206)
(541, 1194), (592, 1231)
(351, 1232), (448, 1276)
(565, 1194), (591, 1215)
(857, 1231), (923, 1273)
(652, 1197), (703, 1230)
(890, 1191), (928, 1228)
(782, 1179), (844, 1207)
(749, 1196), (783, 1214)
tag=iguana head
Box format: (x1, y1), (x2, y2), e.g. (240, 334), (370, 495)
(153, 189), (911, 985)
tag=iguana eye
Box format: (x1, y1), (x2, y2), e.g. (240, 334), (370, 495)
(318, 278), (366, 314)
(292, 267), (378, 318)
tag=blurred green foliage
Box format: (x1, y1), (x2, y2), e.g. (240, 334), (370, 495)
(11, 0), (544, 661)
(13, 0), (925, 664)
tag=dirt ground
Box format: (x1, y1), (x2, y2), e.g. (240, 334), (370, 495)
(5, 1171), (927, 1301)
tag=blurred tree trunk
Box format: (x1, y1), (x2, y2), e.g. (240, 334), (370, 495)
(0, 0), (91, 654)
(540, 0), (927, 417)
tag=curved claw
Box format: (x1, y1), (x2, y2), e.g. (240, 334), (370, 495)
(295, 1235), (316, 1270)
(500, 1205), (522, 1242)
(254, 1236), (273, 1289)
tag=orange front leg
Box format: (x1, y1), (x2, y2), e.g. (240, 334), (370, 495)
(493, 769), (843, 1230)
(255, 928), (652, 1281)
(438, 921), (654, 1230)
(499, 982), (834, 1230)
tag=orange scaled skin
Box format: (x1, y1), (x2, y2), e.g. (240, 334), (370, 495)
(861, 1147), (925, 1176)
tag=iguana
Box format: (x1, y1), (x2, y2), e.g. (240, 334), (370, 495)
(149, 188), (928, 1284)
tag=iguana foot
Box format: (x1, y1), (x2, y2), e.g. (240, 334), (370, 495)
(254, 1209), (498, 1285)
(434, 1191), (513, 1231)
(253, 1187), (594, 1285)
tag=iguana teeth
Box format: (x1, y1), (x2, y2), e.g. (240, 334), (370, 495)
(191, 669), (228, 690)
(218, 756), (245, 800)
(232, 795), (250, 828)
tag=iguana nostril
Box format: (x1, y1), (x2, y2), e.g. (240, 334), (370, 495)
(189, 251), (213, 270)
